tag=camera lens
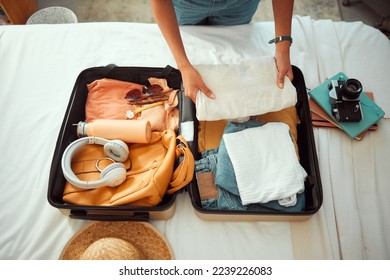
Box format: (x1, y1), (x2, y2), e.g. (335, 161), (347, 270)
(341, 78), (362, 99)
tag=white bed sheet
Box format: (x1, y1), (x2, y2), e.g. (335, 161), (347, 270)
(0, 16), (389, 260)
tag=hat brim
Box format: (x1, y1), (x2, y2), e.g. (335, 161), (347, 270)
(59, 221), (174, 260)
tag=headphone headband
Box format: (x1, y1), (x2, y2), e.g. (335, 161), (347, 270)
(61, 137), (128, 189)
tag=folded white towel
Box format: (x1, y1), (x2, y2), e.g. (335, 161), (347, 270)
(223, 122), (307, 205)
(194, 57), (297, 121)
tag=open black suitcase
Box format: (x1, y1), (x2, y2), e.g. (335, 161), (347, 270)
(48, 64), (322, 221)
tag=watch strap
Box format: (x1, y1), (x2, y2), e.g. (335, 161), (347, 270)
(268, 36), (293, 45)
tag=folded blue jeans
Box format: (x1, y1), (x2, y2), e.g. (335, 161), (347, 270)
(173, 0), (261, 25)
(195, 130), (305, 212)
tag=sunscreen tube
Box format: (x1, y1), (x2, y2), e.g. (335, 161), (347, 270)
(77, 119), (152, 143)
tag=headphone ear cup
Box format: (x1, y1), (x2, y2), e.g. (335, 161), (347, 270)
(104, 140), (129, 162)
(100, 163), (127, 187)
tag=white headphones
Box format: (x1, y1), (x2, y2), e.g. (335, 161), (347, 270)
(61, 137), (129, 189)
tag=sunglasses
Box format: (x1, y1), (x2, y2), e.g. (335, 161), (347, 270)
(125, 84), (169, 105)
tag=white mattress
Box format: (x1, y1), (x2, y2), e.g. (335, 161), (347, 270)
(0, 16), (389, 260)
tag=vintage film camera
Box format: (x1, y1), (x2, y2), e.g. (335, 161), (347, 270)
(328, 78), (363, 122)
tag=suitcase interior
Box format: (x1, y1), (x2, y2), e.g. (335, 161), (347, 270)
(48, 65), (322, 221)
(48, 65), (184, 221)
(186, 66), (323, 221)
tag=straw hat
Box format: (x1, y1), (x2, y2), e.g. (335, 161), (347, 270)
(59, 221), (174, 260)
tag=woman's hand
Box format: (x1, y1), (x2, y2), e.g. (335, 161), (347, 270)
(274, 42), (294, 88)
(180, 64), (215, 103)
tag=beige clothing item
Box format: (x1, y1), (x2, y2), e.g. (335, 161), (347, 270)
(197, 106), (300, 158)
(194, 57), (297, 121)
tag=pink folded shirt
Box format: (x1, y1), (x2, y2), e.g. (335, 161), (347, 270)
(85, 78), (179, 131)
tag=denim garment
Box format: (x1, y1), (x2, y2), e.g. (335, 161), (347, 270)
(173, 0), (261, 25)
(196, 149), (245, 210)
(195, 142), (305, 212)
(196, 150), (305, 212)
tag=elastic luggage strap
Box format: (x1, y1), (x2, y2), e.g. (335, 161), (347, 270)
(167, 135), (194, 194)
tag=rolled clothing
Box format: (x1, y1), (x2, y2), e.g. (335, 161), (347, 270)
(195, 57), (297, 121)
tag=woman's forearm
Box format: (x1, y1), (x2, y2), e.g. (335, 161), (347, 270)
(150, 0), (191, 70)
(272, 0), (294, 37)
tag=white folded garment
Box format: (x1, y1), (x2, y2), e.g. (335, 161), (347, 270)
(222, 122), (307, 205)
(194, 57), (297, 121)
